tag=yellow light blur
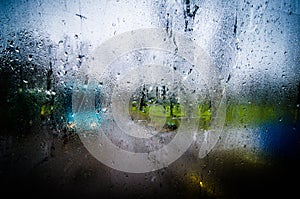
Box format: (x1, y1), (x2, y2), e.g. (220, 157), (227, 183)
(199, 181), (204, 188)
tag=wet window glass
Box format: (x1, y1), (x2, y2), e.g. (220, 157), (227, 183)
(0, 0), (299, 198)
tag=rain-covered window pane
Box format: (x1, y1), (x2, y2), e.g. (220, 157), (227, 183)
(0, 0), (299, 198)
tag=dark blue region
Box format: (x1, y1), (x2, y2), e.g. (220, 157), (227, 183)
(258, 115), (300, 160)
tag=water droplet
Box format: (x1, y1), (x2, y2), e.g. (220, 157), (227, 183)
(151, 176), (157, 182)
(28, 54), (33, 61)
(9, 41), (14, 47)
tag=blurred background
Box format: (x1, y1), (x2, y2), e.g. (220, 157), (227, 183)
(0, 0), (299, 198)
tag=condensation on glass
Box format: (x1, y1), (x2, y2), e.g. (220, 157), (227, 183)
(0, 0), (299, 198)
